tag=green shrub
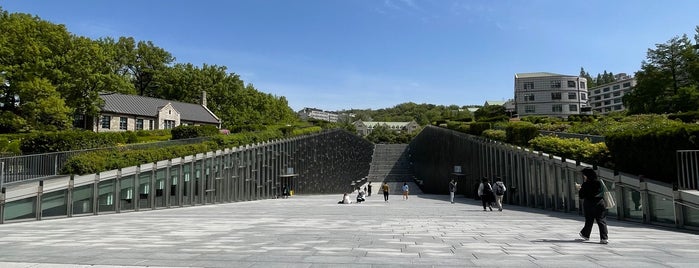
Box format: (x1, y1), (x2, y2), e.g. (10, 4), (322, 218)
(20, 130), (126, 154)
(171, 125), (219, 140)
(529, 135), (611, 168)
(482, 129), (506, 141)
(469, 122), (491, 136)
(505, 121), (539, 146)
(292, 126), (322, 136)
(669, 111), (699, 123)
(605, 124), (699, 183)
(61, 142), (220, 175)
(521, 116), (562, 124)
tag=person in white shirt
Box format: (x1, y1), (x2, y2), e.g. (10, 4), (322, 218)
(338, 193), (351, 204)
(493, 177), (507, 211)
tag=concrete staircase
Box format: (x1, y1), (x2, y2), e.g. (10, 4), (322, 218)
(365, 144), (422, 195)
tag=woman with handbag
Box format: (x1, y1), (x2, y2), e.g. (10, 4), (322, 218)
(576, 167), (609, 244)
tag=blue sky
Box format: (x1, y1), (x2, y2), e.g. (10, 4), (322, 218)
(3, 0), (699, 112)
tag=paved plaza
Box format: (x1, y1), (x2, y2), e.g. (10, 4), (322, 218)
(0, 192), (698, 268)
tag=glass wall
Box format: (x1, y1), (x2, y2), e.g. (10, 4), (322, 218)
(183, 163), (192, 206)
(98, 180), (115, 213)
(41, 189), (67, 218)
(682, 204), (699, 228)
(72, 184), (93, 215)
(138, 172), (152, 209)
(623, 187), (643, 221)
(119, 175), (135, 211)
(649, 193), (675, 224)
(4, 196), (37, 221)
(155, 169), (166, 208)
(170, 165), (180, 207)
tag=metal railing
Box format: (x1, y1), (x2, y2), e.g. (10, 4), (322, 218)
(0, 137), (210, 185)
(677, 150), (699, 190)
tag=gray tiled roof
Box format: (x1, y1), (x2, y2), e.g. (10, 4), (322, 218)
(514, 72), (568, 78)
(99, 93), (220, 124)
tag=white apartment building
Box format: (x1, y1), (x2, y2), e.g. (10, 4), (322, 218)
(298, 108), (339, 122)
(514, 72), (589, 117)
(588, 75), (636, 114)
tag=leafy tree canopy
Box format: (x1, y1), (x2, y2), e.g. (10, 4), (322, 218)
(0, 8), (296, 133)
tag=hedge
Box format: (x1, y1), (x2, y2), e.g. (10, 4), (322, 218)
(529, 135), (612, 168)
(482, 129), (506, 142)
(505, 121), (539, 146)
(61, 141), (220, 175)
(469, 122), (491, 136)
(20, 130), (138, 154)
(171, 125), (219, 139)
(605, 124), (699, 183)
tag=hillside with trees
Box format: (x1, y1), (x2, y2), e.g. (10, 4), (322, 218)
(341, 102), (474, 126)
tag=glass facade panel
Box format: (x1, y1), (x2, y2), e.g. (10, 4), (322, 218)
(649, 193), (675, 224)
(170, 165), (181, 206)
(682, 204), (699, 228)
(139, 172), (152, 209)
(119, 175), (135, 211)
(4, 196), (37, 221)
(98, 180), (115, 213)
(195, 160), (203, 204)
(183, 163), (192, 205)
(41, 189), (67, 218)
(623, 187), (643, 220)
(155, 169), (167, 208)
(72, 184), (94, 215)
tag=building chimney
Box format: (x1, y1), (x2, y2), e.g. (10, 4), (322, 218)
(201, 91), (207, 107)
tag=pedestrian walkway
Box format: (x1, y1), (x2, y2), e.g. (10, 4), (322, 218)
(0, 193), (698, 268)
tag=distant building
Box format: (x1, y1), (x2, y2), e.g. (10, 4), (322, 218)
(514, 72), (589, 117)
(588, 74), (636, 114)
(298, 108), (339, 122)
(484, 99), (516, 116)
(86, 92), (221, 132)
(353, 120), (420, 136)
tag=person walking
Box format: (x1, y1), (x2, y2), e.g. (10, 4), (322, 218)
(493, 177), (507, 211)
(449, 179), (457, 204)
(382, 182), (390, 202)
(478, 177), (494, 211)
(576, 167), (609, 244)
(402, 182), (409, 200)
(367, 182), (373, 197)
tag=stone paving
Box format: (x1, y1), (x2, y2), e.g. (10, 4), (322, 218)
(0, 192), (698, 267)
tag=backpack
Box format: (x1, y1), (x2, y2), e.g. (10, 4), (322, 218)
(495, 183), (504, 195)
(483, 183), (494, 196)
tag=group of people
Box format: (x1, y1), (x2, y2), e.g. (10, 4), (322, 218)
(475, 168), (610, 244)
(338, 168), (610, 244)
(338, 181), (411, 204)
(477, 177), (507, 211)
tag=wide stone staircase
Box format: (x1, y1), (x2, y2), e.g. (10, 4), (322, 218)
(365, 144), (422, 195)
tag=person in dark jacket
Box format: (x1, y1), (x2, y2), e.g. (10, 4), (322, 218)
(576, 167), (609, 244)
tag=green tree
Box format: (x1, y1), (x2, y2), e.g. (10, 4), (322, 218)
(17, 78), (73, 131)
(580, 67), (595, 88)
(625, 31), (699, 114)
(474, 105), (507, 122)
(98, 37), (174, 96)
(0, 10), (72, 131)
